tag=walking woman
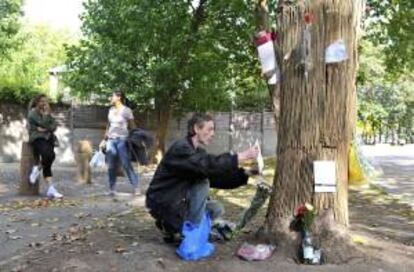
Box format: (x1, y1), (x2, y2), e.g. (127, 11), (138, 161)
(104, 90), (139, 195)
(28, 94), (63, 199)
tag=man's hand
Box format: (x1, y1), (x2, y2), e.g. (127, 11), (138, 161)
(237, 146), (259, 163)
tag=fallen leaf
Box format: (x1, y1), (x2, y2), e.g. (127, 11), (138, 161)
(156, 258), (166, 269)
(67, 226), (84, 241)
(6, 229), (17, 234)
(9, 235), (22, 240)
(115, 246), (127, 254)
(46, 218), (59, 223)
(51, 233), (63, 241)
(352, 235), (368, 245)
(75, 212), (85, 219)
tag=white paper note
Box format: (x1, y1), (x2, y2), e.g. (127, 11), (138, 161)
(314, 161), (336, 193)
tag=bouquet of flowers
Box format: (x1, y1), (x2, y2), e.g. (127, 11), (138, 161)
(291, 203), (322, 264)
(291, 203), (317, 233)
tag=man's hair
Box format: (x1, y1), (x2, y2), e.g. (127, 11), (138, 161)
(187, 113), (214, 137)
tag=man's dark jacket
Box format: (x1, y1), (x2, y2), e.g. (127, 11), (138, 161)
(146, 136), (249, 233)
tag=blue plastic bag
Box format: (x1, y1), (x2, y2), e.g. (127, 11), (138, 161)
(176, 213), (215, 261)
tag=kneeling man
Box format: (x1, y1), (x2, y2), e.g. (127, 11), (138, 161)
(146, 113), (258, 242)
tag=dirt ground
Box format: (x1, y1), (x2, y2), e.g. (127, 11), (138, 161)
(0, 162), (413, 272)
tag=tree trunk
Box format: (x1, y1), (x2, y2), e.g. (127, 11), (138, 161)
(385, 125), (389, 143)
(152, 101), (172, 163)
(379, 123), (382, 143)
(372, 125), (376, 144)
(265, 0), (363, 245)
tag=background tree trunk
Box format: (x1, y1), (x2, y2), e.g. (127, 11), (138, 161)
(152, 100), (172, 163)
(265, 0), (363, 238)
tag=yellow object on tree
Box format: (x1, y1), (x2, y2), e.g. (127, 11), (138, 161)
(348, 144), (367, 186)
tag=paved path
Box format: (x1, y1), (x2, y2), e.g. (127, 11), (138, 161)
(361, 144), (414, 209)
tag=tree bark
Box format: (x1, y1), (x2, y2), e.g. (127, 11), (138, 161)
(379, 123), (382, 143)
(152, 99), (172, 163)
(265, 0), (363, 236)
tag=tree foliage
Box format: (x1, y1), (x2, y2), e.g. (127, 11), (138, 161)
(65, 0), (269, 112)
(357, 40), (413, 143)
(0, 25), (74, 103)
(357, 1), (413, 143)
(0, 0), (23, 59)
(365, 0), (414, 75)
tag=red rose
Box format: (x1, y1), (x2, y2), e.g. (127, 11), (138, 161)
(296, 205), (306, 218)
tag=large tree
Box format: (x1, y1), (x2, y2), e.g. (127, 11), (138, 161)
(0, 0), (23, 59)
(65, 0), (264, 159)
(260, 0), (364, 260)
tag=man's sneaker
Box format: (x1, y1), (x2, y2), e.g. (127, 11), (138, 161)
(29, 166), (40, 184)
(46, 186), (63, 199)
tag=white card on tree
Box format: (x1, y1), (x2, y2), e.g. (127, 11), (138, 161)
(313, 161), (336, 193)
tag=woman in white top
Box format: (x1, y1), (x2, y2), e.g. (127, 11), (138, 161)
(104, 90), (139, 195)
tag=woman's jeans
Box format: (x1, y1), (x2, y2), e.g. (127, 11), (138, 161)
(106, 138), (139, 191)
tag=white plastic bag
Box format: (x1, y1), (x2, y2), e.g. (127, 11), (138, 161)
(89, 151), (106, 169)
(256, 32), (279, 84)
(237, 242), (276, 261)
